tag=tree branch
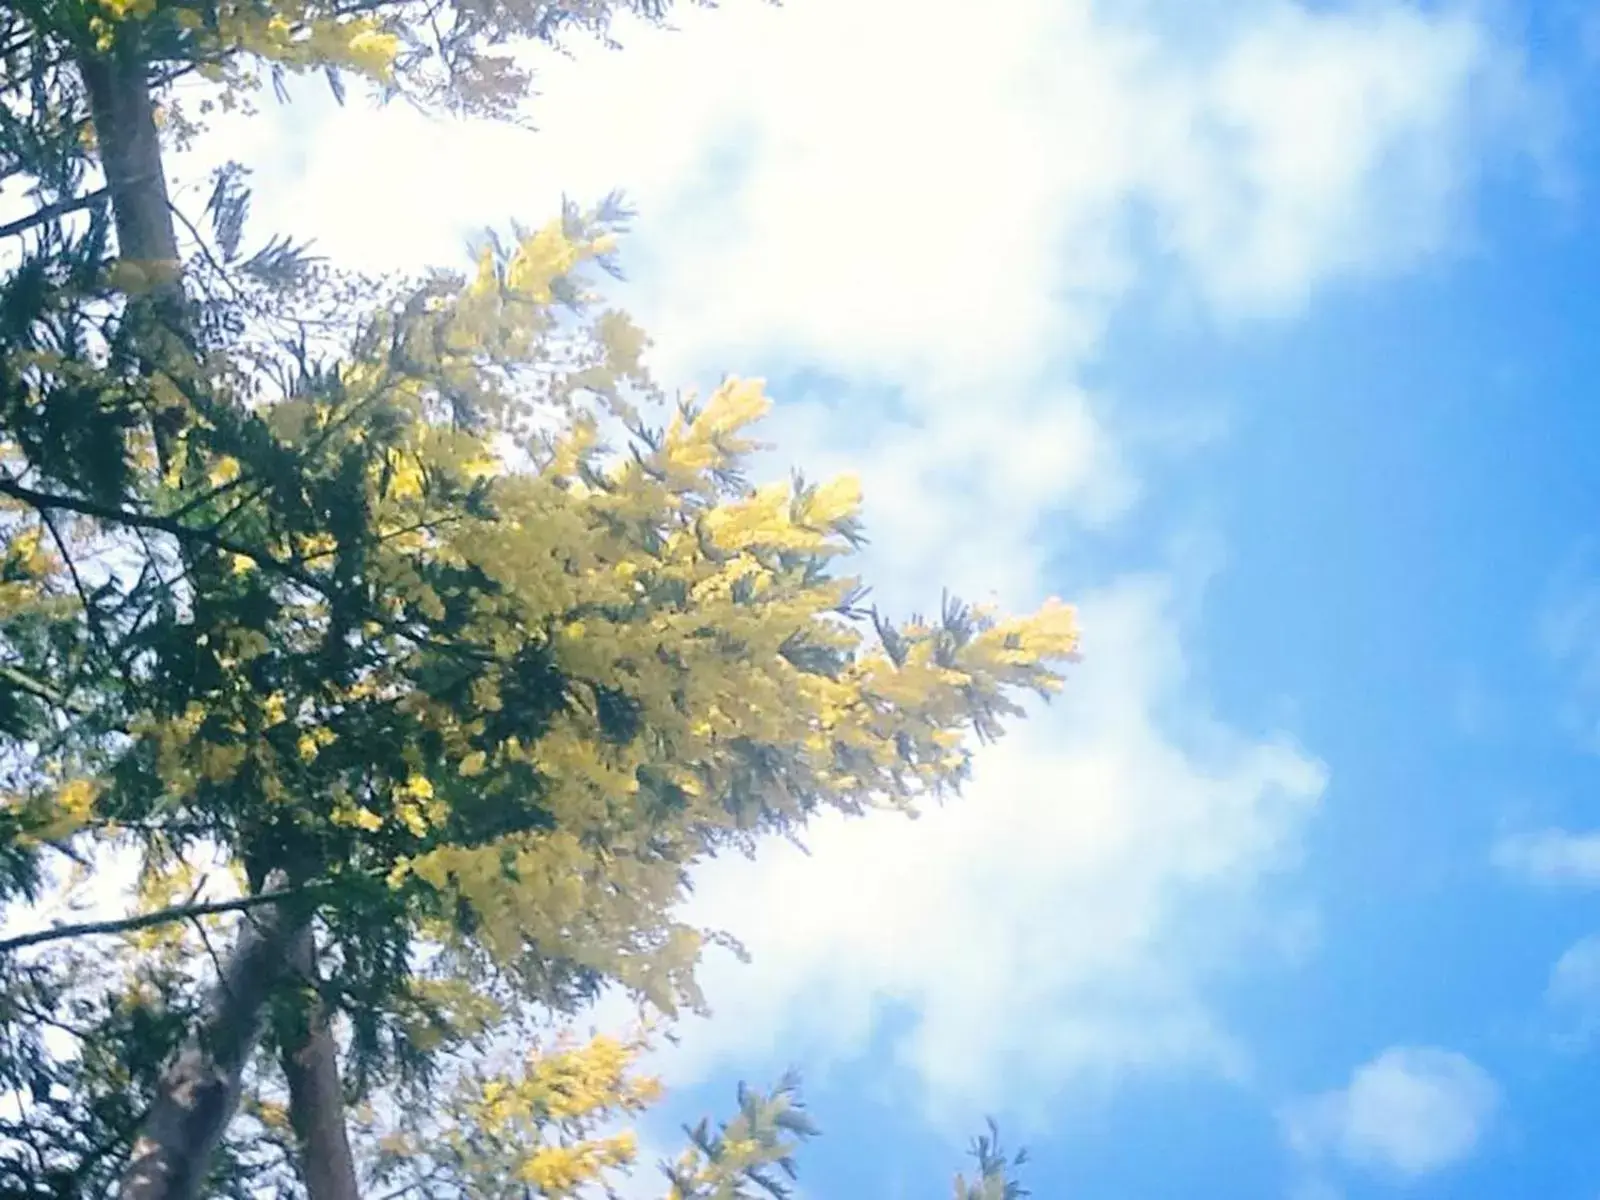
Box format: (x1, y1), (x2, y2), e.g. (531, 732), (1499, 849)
(0, 477), (492, 663)
(0, 187), (108, 242)
(0, 476), (324, 593)
(0, 662), (85, 713)
(0, 885), (313, 955)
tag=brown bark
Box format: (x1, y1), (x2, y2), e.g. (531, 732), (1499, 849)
(280, 933), (363, 1200)
(76, 51), (178, 271)
(118, 880), (308, 1200)
(77, 45), (186, 475)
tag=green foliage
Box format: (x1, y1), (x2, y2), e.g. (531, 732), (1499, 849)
(344, 1023), (1028, 1200)
(661, 1072), (818, 1199)
(0, 939), (204, 1197)
(953, 1120), (1030, 1200)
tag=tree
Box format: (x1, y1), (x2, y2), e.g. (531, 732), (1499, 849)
(0, 221), (1075, 1191)
(2, 3), (749, 1198)
(303, 1023), (1032, 1199)
(0, 2), (1079, 1198)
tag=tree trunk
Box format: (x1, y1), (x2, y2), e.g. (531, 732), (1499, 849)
(118, 879), (308, 1200)
(76, 50), (178, 271)
(280, 933), (363, 1200)
(73, 42), (363, 1200)
(77, 45), (187, 470)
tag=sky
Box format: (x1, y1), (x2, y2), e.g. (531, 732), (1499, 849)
(140, 0), (1600, 1195)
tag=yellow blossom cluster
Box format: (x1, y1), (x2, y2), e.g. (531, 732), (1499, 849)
(87, 0), (400, 81)
(375, 1032), (662, 1197)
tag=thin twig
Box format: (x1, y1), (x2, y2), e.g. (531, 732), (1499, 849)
(188, 908), (239, 1005)
(0, 885), (313, 955)
(39, 506), (136, 700)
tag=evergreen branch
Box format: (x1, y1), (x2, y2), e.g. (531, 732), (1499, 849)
(38, 506), (138, 704)
(164, 473), (252, 522)
(167, 193), (240, 296)
(0, 187), (108, 241)
(0, 26), (31, 59)
(0, 885), (316, 955)
(0, 476), (325, 593)
(0, 662), (86, 714)
(0, 482), (490, 665)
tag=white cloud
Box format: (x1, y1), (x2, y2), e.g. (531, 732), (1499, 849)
(1493, 828), (1600, 887)
(153, 0), (1545, 1121)
(1530, 545), (1600, 751)
(1549, 934), (1600, 1003)
(156, 0), (1542, 612)
(1282, 1046), (1500, 1180)
(1544, 933), (1600, 1049)
(184, 0), (1540, 358)
(620, 571), (1326, 1129)
(1288, 1180), (1344, 1200)
(1138, 2), (1531, 316)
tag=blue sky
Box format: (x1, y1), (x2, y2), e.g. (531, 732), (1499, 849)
(159, 0), (1600, 1195)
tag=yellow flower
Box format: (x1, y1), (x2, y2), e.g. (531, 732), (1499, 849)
(806, 474), (862, 525)
(505, 222), (581, 301)
(262, 692), (287, 726)
(460, 451), (500, 481)
(54, 778), (99, 825)
(344, 26), (400, 79)
(254, 1100), (290, 1131)
(395, 801), (429, 837)
(386, 453), (425, 500)
(694, 377), (770, 438)
(332, 804), (384, 832)
(207, 455), (241, 488)
(295, 532), (339, 560)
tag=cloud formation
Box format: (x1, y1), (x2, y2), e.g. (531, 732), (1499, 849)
(1549, 934), (1600, 1007)
(160, 0), (1549, 1123)
(1283, 1046), (1500, 1180)
(1493, 828), (1600, 887)
(1534, 545), (1600, 751)
(160, 0), (1544, 617)
(642, 573), (1325, 1128)
(1541, 933), (1600, 1051)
